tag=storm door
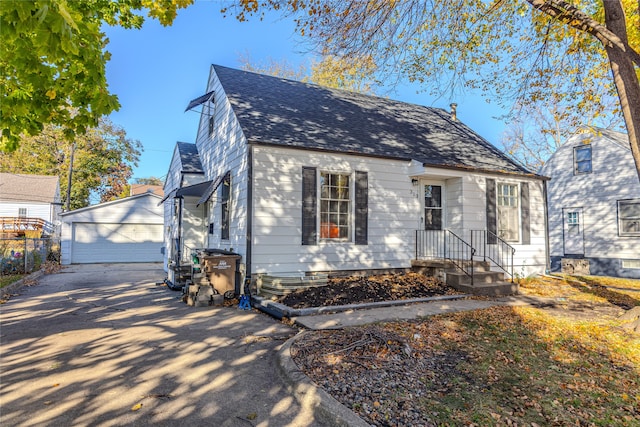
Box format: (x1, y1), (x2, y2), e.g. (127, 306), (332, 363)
(563, 207), (585, 255)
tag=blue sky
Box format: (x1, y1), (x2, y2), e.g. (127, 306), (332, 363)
(104, 1), (507, 181)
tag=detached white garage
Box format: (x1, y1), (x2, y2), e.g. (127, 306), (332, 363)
(60, 193), (164, 264)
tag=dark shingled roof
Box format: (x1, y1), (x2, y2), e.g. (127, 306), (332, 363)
(212, 65), (531, 175)
(177, 142), (203, 174)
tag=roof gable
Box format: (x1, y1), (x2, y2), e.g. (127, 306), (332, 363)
(0, 173), (60, 204)
(211, 65), (530, 175)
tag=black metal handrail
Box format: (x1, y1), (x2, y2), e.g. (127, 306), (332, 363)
(470, 229), (515, 280)
(445, 230), (475, 284)
(415, 230), (475, 284)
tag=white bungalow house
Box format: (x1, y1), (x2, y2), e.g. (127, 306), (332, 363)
(540, 129), (640, 278)
(0, 173), (61, 236)
(162, 65), (548, 293)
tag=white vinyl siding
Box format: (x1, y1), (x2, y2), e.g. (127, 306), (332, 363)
(0, 202), (52, 223)
(60, 194), (164, 265)
(196, 66), (249, 257)
(252, 146), (417, 274)
(541, 131), (640, 262)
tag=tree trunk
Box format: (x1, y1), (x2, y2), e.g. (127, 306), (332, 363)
(602, 0), (640, 182)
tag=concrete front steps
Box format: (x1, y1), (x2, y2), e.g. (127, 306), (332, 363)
(412, 259), (518, 296)
(257, 274), (329, 299)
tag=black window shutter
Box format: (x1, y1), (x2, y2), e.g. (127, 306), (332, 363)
(486, 178), (497, 244)
(354, 171), (368, 245)
(520, 182), (530, 245)
(301, 167), (317, 245)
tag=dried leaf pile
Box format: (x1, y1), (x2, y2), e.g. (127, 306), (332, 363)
(277, 273), (460, 309)
(292, 305), (640, 426)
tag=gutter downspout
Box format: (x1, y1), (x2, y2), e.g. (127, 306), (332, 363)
(543, 180), (551, 274)
(245, 144), (253, 295)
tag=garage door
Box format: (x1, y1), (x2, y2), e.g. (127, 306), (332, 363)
(71, 223), (163, 263)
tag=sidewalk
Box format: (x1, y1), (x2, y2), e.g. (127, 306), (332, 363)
(290, 294), (551, 330)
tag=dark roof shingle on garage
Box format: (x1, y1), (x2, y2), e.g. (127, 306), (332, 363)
(212, 64), (531, 175)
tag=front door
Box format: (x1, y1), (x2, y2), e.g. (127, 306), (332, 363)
(563, 207), (585, 255)
(419, 181), (445, 258)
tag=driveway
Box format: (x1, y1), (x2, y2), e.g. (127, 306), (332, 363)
(0, 264), (321, 427)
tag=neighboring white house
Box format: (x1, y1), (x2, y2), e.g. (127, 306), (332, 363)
(0, 173), (61, 236)
(60, 193), (164, 264)
(540, 129), (640, 278)
(163, 65), (548, 289)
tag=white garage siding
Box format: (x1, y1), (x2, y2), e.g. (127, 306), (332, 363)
(71, 223), (163, 263)
(61, 193), (164, 265)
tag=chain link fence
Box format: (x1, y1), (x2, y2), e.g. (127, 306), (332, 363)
(0, 238), (60, 276)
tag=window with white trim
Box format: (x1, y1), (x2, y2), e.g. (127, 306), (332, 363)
(566, 211), (580, 235)
(574, 145), (592, 174)
(618, 199), (640, 236)
(319, 172), (351, 240)
(18, 208), (27, 217)
(497, 183), (519, 242)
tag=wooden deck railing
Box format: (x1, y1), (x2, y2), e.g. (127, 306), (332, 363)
(0, 217), (56, 235)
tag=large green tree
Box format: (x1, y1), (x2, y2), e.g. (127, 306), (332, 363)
(225, 0), (640, 178)
(0, 118), (141, 210)
(0, 0), (192, 151)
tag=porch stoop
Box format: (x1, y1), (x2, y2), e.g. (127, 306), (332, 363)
(412, 259), (518, 296)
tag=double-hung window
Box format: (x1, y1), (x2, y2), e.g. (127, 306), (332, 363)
(221, 173), (230, 240)
(320, 172), (351, 240)
(497, 183), (519, 242)
(574, 145), (592, 174)
(618, 199), (640, 236)
(566, 211), (580, 235)
(18, 208), (27, 217)
(302, 167), (368, 245)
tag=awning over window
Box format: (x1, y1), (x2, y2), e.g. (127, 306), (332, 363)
(196, 173), (226, 206)
(175, 180), (212, 198)
(185, 91), (214, 112)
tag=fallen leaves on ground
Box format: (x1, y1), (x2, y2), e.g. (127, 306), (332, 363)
(293, 302), (640, 426)
(277, 273), (460, 308)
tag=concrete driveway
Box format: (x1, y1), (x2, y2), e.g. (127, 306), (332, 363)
(0, 264), (321, 427)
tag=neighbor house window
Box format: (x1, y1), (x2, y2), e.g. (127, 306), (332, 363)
(18, 208), (27, 217)
(574, 145), (592, 174)
(497, 183), (519, 242)
(618, 199), (640, 236)
(320, 172), (351, 240)
(221, 173), (230, 240)
(567, 211), (580, 235)
(622, 259), (640, 269)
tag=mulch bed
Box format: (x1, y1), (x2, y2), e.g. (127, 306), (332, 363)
(275, 272), (462, 309)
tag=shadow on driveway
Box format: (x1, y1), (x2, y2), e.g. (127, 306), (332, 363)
(0, 263), (321, 427)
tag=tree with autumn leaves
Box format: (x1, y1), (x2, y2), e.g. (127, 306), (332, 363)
(0, 119), (141, 210)
(1, 0), (639, 178)
(225, 0), (639, 176)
